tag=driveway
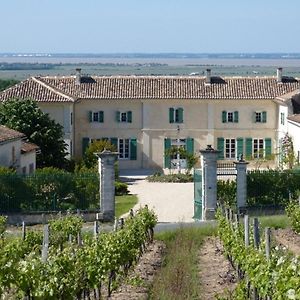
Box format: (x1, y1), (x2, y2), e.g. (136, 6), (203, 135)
(120, 170), (195, 222)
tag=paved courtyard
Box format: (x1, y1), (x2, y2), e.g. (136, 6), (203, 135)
(120, 170), (195, 222)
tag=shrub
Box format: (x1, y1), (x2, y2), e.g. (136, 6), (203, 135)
(115, 181), (129, 196)
(0, 216), (7, 238)
(147, 173), (193, 183)
(286, 202), (300, 233)
(217, 180), (237, 208)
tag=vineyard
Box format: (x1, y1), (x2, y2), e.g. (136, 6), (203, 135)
(0, 207), (157, 299)
(216, 202), (300, 299)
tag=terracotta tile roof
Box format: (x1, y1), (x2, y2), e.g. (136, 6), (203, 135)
(0, 75), (300, 101)
(0, 125), (25, 144)
(287, 114), (300, 124)
(21, 141), (39, 153)
(0, 77), (74, 102)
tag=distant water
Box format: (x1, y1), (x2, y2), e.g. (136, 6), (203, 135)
(1, 53), (300, 67)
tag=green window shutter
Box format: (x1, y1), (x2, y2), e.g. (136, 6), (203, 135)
(82, 137), (90, 156)
(222, 111), (227, 123)
(127, 111), (132, 123)
(89, 111), (93, 122)
(169, 108), (174, 123)
(116, 111), (120, 123)
(237, 138), (244, 160)
(265, 138), (272, 159)
(130, 138), (137, 160)
(110, 137), (118, 151)
(164, 138), (171, 168)
(186, 138), (194, 155)
(262, 111), (267, 123)
(245, 138), (253, 159)
(178, 107), (184, 123)
(217, 137), (224, 159)
(234, 111), (239, 123)
(99, 111), (104, 123)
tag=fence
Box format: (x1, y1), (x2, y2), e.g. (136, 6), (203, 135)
(0, 173), (99, 213)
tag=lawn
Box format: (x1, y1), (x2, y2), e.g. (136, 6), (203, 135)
(115, 194), (138, 218)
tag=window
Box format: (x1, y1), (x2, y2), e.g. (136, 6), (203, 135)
(29, 163), (34, 174)
(280, 112), (285, 125)
(225, 138), (236, 159)
(169, 107), (183, 123)
(170, 139), (186, 159)
(254, 111), (267, 123)
(253, 138), (264, 158)
(70, 112), (73, 125)
(222, 111), (238, 123)
(119, 138), (130, 159)
(89, 111), (104, 123)
(116, 111), (132, 123)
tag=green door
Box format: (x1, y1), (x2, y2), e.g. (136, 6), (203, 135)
(193, 168), (202, 220)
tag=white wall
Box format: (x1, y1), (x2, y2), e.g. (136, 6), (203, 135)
(0, 140), (22, 169)
(288, 120), (300, 164)
(20, 151), (36, 174)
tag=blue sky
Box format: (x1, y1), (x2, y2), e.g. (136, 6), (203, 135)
(1, 0), (299, 53)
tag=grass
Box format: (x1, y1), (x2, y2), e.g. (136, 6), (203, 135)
(150, 225), (217, 300)
(115, 194), (138, 218)
(256, 214), (290, 229)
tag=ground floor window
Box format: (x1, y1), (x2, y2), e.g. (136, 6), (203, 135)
(170, 139), (186, 159)
(225, 138), (236, 159)
(118, 138), (130, 159)
(253, 138), (264, 158)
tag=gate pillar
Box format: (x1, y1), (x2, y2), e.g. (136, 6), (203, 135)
(234, 157), (249, 210)
(95, 150), (118, 221)
(200, 145), (220, 220)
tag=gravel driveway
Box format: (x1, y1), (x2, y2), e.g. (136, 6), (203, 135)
(120, 171), (195, 222)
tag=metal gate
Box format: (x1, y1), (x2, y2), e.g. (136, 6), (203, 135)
(217, 163), (237, 180)
(193, 168), (202, 220)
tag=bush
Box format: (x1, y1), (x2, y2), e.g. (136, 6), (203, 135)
(286, 202), (300, 233)
(147, 173), (193, 183)
(217, 180), (237, 208)
(247, 170), (300, 206)
(115, 181), (129, 196)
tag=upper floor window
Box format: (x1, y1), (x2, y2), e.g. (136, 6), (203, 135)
(169, 107), (183, 123)
(88, 111), (104, 123)
(280, 112), (285, 125)
(254, 111), (267, 123)
(116, 111), (132, 123)
(222, 111), (239, 123)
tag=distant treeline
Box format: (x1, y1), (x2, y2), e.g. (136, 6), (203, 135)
(0, 79), (19, 91)
(0, 63), (56, 71)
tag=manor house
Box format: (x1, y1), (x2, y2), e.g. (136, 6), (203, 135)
(1, 68), (300, 169)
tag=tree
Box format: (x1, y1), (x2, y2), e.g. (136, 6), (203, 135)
(83, 139), (117, 169)
(0, 79), (19, 92)
(0, 98), (67, 168)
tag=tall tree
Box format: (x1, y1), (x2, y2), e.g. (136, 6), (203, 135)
(0, 98), (67, 168)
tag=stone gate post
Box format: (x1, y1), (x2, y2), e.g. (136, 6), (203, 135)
(234, 157), (249, 210)
(200, 145), (219, 220)
(95, 150), (119, 221)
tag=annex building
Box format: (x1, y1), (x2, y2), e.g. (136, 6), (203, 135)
(0, 68), (300, 170)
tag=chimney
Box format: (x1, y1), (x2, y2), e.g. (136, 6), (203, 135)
(205, 69), (211, 85)
(277, 67), (283, 83)
(75, 68), (81, 85)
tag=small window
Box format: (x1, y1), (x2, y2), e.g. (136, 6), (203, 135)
(89, 111), (104, 123)
(222, 111), (238, 123)
(29, 163), (34, 174)
(280, 112), (285, 125)
(169, 107), (183, 123)
(116, 111), (132, 123)
(254, 111), (267, 123)
(22, 166), (27, 175)
(121, 112), (127, 122)
(227, 112), (233, 122)
(70, 112), (73, 125)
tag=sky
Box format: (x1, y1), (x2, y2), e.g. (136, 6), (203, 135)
(1, 0), (299, 53)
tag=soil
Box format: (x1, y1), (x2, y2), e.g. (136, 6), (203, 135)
(273, 228), (300, 256)
(199, 236), (237, 300)
(110, 240), (166, 299)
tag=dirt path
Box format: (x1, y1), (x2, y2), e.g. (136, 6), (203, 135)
(110, 240), (165, 299)
(199, 236), (237, 300)
(273, 228), (300, 256)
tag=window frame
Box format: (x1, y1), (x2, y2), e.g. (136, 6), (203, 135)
(280, 112), (285, 125)
(225, 138), (236, 159)
(118, 138), (130, 159)
(253, 138), (264, 158)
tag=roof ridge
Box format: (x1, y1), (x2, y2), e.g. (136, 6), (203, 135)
(32, 77), (75, 102)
